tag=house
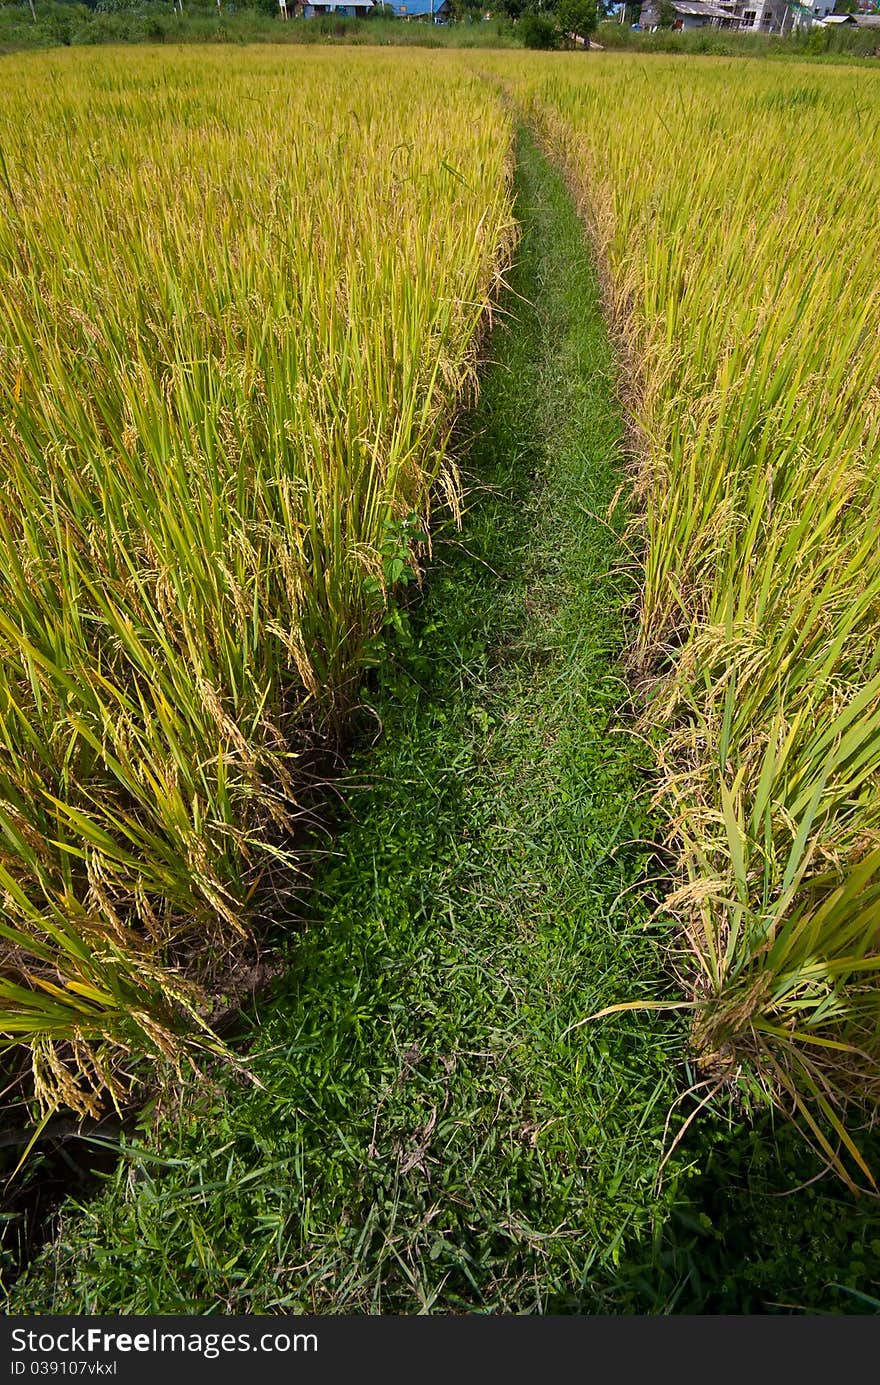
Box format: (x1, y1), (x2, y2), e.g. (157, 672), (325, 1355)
(826, 9), (880, 22)
(639, 0), (726, 25)
(386, 0), (451, 17)
(789, 0), (836, 27)
(641, 0), (818, 30)
(767, 0), (837, 31)
(298, 0), (373, 15)
(812, 7), (880, 21)
(721, 0), (797, 32)
(640, 0), (729, 27)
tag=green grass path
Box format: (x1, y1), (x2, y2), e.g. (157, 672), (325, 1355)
(12, 128), (693, 1313)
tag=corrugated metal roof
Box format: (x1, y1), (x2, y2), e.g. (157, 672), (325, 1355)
(642, 0), (730, 14)
(670, 1), (730, 14)
(390, 0), (449, 13)
(854, 13), (880, 25)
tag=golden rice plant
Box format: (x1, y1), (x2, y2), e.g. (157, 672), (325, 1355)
(516, 55), (880, 1182)
(0, 47), (514, 1117)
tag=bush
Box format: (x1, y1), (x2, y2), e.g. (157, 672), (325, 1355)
(316, 13), (354, 34)
(519, 9), (557, 46)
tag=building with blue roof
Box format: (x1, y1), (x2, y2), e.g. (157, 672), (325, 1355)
(297, 0), (450, 14)
(387, 0), (451, 16)
(297, 0), (373, 14)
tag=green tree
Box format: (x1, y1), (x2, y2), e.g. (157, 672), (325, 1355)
(519, 7), (558, 42)
(557, 0), (596, 39)
(657, 0), (675, 23)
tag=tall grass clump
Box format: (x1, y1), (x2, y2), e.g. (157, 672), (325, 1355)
(0, 46), (514, 1118)
(515, 55), (880, 1182)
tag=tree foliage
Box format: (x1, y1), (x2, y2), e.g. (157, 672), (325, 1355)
(519, 7), (557, 41)
(557, 0), (596, 39)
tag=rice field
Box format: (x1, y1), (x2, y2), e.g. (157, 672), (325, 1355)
(0, 47), (514, 1119)
(515, 54), (880, 1182)
(2, 39), (880, 1203)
